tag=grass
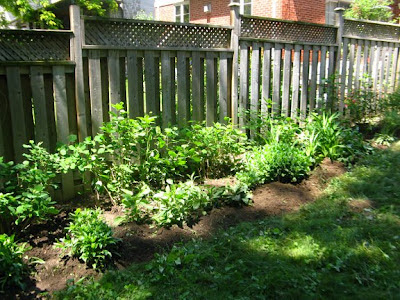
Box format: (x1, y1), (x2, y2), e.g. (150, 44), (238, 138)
(56, 142), (400, 299)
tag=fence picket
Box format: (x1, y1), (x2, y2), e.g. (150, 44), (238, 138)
(192, 52), (205, 122)
(161, 51), (176, 128)
(309, 46), (319, 112)
(177, 51), (190, 127)
(282, 44), (293, 116)
(31, 66), (50, 150)
(239, 42), (249, 127)
(291, 44), (301, 119)
(300, 45), (311, 120)
(206, 52), (218, 126)
(127, 50), (144, 118)
(53, 66), (75, 200)
(88, 50), (103, 135)
(261, 43), (272, 115)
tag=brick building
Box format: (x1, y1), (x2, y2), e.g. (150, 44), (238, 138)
(155, 0), (400, 26)
(154, 0), (326, 25)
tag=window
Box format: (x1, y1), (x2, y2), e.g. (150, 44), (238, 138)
(240, 0), (252, 15)
(175, 2), (190, 23)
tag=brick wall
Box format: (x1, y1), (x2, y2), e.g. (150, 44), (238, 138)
(155, 0), (326, 25)
(190, 0), (231, 25)
(282, 0), (325, 24)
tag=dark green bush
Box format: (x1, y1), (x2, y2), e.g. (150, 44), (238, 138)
(0, 234), (30, 292)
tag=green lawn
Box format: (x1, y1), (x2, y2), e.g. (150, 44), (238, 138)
(57, 142), (400, 300)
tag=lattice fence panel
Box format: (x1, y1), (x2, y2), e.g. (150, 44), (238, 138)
(240, 16), (337, 45)
(343, 19), (400, 41)
(84, 18), (231, 49)
(0, 30), (71, 61)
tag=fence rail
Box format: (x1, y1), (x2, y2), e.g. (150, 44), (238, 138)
(1, 5), (400, 200)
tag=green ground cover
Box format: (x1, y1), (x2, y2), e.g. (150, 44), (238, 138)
(56, 142), (400, 299)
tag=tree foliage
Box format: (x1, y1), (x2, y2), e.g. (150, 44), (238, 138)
(343, 0), (395, 22)
(0, 0), (118, 29)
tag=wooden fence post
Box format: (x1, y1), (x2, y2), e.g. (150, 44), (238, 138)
(335, 7), (345, 112)
(70, 5), (87, 141)
(229, 1), (240, 125)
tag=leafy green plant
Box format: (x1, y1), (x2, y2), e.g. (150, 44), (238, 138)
(0, 234), (30, 292)
(237, 142), (312, 187)
(55, 208), (119, 269)
(152, 180), (211, 228)
(305, 112), (344, 161)
(0, 0), (118, 29)
(373, 133), (396, 146)
(186, 122), (247, 178)
(121, 183), (153, 223)
(0, 142), (60, 234)
(344, 74), (377, 124)
(209, 182), (253, 207)
(344, 0), (395, 22)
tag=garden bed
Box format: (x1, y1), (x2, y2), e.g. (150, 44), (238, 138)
(11, 158), (346, 299)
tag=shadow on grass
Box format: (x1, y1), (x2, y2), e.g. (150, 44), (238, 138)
(56, 145), (400, 299)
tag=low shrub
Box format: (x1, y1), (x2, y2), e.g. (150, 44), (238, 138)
(0, 142), (60, 234)
(237, 142), (312, 188)
(152, 180), (211, 228)
(55, 208), (119, 269)
(0, 234), (30, 292)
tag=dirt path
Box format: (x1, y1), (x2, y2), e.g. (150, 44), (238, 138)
(18, 158), (345, 299)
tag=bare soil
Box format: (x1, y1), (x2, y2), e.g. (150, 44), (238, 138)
(12, 158), (346, 299)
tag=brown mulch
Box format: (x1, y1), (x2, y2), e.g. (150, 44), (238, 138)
(13, 158), (345, 299)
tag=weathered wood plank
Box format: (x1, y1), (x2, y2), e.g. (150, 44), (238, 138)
(66, 73), (78, 140)
(347, 39), (356, 95)
(100, 57), (110, 122)
(390, 45), (399, 91)
(362, 40), (370, 77)
(30, 66), (50, 150)
(70, 5), (87, 141)
(119, 56), (127, 105)
(6, 67), (27, 162)
(161, 51), (176, 128)
(44, 74), (57, 151)
(291, 44), (301, 119)
(384, 43), (393, 94)
(378, 42), (388, 98)
(372, 42), (381, 93)
(219, 51), (229, 123)
(206, 52), (218, 126)
(192, 51), (205, 122)
(177, 51), (190, 127)
(108, 50), (121, 112)
(21, 74), (34, 144)
(144, 51), (160, 118)
(0, 75), (12, 161)
(317, 46), (327, 111)
(300, 45), (311, 120)
(339, 38), (349, 113)
(239, 42), (249, 128)
(261, 43), (272, 115)
(53, 65), (74, 200)
(250, 42), (260, 113)
(88, 50), (103, 136)
(272, 44), (283, 116)
(127, 50), (144, 118)
(309, 46), (319, 112)
(282, 44), (293, 117)
(354, 40), (363, 90)
(327, 46), (336, 111)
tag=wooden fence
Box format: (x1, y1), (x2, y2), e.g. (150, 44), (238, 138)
(1, 5), (400, 199)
